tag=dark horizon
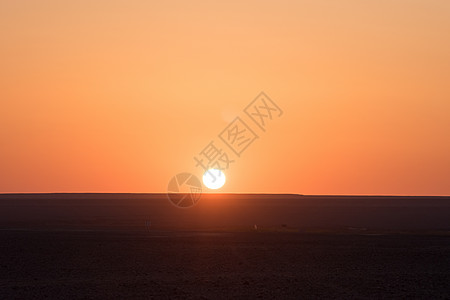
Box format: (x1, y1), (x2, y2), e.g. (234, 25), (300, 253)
(1, 192), (450, 197)
(1, 193), (449, 232)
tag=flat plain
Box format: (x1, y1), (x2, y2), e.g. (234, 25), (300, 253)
(0, 194), (449, 299)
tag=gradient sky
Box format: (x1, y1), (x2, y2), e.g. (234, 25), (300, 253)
(1, 0), (449, 195)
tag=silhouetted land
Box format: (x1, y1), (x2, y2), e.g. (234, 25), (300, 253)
(0, 194), (449, 298)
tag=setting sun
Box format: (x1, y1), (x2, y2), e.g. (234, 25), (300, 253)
(203, 169), (226, 190)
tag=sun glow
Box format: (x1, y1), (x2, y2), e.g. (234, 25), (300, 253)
(202, 169), (226, 190)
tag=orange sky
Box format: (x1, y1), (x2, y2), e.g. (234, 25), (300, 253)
(1, 0), (449, 195)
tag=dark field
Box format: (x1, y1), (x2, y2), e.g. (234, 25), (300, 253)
(0, 194), (449, 298)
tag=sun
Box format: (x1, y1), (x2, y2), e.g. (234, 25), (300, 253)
(202, 169), (226, 190)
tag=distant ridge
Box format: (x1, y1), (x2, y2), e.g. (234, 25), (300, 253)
(0, 193), (449, 231)
(1, 193), (449, 198)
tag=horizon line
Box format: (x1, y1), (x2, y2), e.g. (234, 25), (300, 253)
(0, 192), (449, 197)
